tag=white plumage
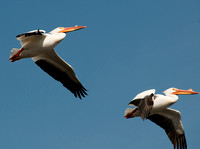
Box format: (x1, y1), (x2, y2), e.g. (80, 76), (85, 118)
(10, 26), (87, 99)
(125, 88), (199, 149)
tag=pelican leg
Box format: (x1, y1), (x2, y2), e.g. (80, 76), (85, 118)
(9, 48), (24, 62)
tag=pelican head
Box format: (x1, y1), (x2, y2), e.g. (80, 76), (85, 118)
(164, 87), (200, 95)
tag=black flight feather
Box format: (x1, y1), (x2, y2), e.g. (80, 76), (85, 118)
(16, 29), (44, 38)
(35, 59), (87, 99)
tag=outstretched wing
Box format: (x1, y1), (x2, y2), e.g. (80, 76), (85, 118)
(128, 89), (155, 120)
(32, 49), (87, 99)
(128, 89), (155, 106)
(148, 108), (187, 149)
(16, 29), (46, 47)
(137, 93), (154, 120)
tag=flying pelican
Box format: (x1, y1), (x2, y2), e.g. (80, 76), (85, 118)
(124, 88), (199, 149)
(9, 26), (87, 99)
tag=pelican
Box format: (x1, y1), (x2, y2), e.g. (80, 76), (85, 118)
(124, 88), (199, 149)
(9, 26), (87, 99)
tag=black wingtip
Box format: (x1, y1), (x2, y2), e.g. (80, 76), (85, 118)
(74, 88), (88, 99)
(71, 85), (88, 99)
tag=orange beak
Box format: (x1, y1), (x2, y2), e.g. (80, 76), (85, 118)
(58, 25), (86, 33)
(172, 88), (200, 95)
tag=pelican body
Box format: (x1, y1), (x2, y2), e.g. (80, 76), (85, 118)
(10, 26), (87, 99)
(124, 88), (199, 149)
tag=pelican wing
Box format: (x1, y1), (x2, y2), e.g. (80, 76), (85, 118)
(148, 108), (187, 149)
(128, 89), (155, 106)
(128, 89), (155, 120)
(32, 49), (87, 99)
(16, 29), (46, 40)
(137, 93), (154, 120)
(16, 30), (46, 47)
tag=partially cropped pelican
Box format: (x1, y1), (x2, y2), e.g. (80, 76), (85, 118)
(124, 88), (199, 149)
(9, 26), (87, 99)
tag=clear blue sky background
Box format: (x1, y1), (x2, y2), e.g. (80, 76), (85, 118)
(1, 0), (200, 149)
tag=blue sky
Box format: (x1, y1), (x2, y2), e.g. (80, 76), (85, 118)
(1, 0), (200, 148)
